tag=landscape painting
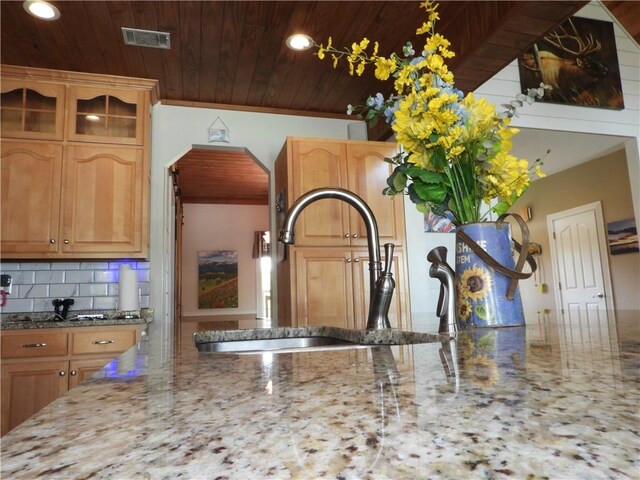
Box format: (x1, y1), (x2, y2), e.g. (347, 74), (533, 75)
(198, 250), (238, 309)
(607, 218), (639, 255)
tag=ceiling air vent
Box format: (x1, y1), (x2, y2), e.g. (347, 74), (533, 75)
(122, 27), (170, 49)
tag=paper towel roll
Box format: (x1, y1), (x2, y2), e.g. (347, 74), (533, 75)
(118, 264), (139, 312)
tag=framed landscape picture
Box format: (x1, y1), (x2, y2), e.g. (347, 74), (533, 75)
(517, 16), (624, 109)
(198, 250), (238, 308)
(607, 218), (639, 255)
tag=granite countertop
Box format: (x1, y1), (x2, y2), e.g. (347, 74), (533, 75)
(0, 308), (153, 330)
(1, 311), (638, 479)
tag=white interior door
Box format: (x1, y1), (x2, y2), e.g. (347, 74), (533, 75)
(547, 202), (616, 357)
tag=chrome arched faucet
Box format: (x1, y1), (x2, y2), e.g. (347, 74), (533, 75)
(278, 187), (394, 330)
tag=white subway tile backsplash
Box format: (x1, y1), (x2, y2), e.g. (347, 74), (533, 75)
(1, 261), (152, 314)
(137, 270), (150, 282)
(81, 262), (108, 270)
(50, 284), (79, 298)
(95, 270), (117, 283)
(0, 262), (21, 271)
(51, 262), (80, 270)
(65, 270), (94, 283)
(20, 284), (49, 298)
(35, 271), (65, 284)
(19, 263), (51, 270)
(80, 284), (108, 297)
(1, 299), (34, 313)
(94, 296), (118, 310)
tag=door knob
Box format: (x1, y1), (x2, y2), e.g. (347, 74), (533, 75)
(593, 292), (604, 298)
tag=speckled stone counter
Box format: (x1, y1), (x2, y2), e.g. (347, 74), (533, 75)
(1, 311), (638, 479)
(0, 308), (153, 329)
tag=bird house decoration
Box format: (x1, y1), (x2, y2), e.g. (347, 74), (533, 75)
(208, 116), (230, 143)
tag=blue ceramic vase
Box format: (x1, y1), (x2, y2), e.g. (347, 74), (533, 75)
(455, 222), (525, 328)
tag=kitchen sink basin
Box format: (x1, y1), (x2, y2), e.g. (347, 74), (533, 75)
(195, 335), (359, 353)
(194, 326), (440, 354)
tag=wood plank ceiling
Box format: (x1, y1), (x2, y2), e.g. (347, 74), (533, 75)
(5, 0), (634, 205)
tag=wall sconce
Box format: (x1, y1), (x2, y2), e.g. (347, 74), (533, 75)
(519, 205), (532, 221)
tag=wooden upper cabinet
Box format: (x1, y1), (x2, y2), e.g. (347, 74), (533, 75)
(346, 143), (405, 248)
(0, 80), (65, 141)
(67, 86), (145, 145)
(0, 140), (63, 254)
(283, 138), (405, 247)
(61, 145), (145, 255)
(291, 141), (351, 246)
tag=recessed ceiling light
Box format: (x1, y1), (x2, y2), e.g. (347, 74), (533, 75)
(23, 1), (60, 20)
(286, 34), (313, 51)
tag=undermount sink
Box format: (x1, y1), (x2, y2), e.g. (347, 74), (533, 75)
(196, 335), (359, 353)
(193, 326), (440, 354)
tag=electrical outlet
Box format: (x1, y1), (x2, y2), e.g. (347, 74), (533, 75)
(0, 274), (12, 295)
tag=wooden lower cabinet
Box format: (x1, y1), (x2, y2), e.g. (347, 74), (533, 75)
(0, 325), (143, 435)
(286, 247), (411, 330)
(1, 360), (69, 435)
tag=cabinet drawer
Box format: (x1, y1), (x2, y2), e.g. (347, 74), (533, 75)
(71, 329), (137, 355)
(1, 332), (68, 359)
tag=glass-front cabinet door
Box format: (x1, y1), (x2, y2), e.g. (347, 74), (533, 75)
(0, 81), (65, 140)
(67, 86), (145, 145)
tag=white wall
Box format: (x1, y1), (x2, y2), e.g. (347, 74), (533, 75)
(181, 204), (268, 317)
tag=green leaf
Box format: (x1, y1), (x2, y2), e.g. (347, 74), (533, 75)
(392, 171), (407, 191)
(405, 167), (443, 184)
(413, 180), (447, 203)
(431, 147), (447, 169)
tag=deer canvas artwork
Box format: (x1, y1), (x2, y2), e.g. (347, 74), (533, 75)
(518, 17), (624, 110)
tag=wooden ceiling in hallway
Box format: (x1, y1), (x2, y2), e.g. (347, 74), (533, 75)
(4, 0), (637, 204)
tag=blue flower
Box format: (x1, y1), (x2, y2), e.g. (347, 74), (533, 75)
(367, 92), (385, 110)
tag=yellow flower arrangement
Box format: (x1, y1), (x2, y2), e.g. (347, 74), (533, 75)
(314, 1), (549, 224)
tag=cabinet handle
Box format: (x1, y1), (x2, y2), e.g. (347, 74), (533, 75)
(344, 233), (350, 238)
(63, 239), (70, 244)
(92, 339), (115, 345)
(59, 371), (66, 377)
(22, 342), (47, 348)
(353, 233), (359, 238)
(49, 239), (56, 244)
(354, 257), (360, 263)
(70, 370), (77, 376)
(346, 258), (352, 263)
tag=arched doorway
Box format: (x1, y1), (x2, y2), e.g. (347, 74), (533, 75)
(169, 145), (270, 349)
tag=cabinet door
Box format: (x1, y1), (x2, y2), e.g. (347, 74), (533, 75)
(1, 360), (68, 436)
(67, 86), (145, 145)
(0, 80), (65, 140)
(291, 141), (350, 246)
(293, 248), (355, 328)
(0, 140), (63, 254)
(347, 143), (405, 247)
(352, 248), (411, 331)
(60, 144), (146, 255)
(68, 357), (114, 389)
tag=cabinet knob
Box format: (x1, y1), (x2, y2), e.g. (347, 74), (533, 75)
(49, 239), (56, 244)
(344, 233), (350, 238)
(59, 371), (66, 377)
(70, 370), (77, 376)
(354, 257), (360, 263)
(346, 258), (352, 263)
(63, 239), (70, 244)
(353, 233), (359, 239)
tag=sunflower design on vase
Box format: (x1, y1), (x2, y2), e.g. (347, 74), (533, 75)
(458, 264), (495, 326)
